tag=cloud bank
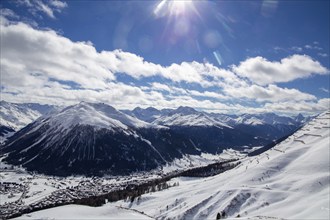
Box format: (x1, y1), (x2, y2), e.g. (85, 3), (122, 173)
(1, 20), (329, 114)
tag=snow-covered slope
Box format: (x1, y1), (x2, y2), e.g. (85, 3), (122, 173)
(120, 110), (328, 219)
(0, 101), (43, 130)
(14, 204), (151, 220)
(18, 111), (329, 219)
(0, 101), (58, 130)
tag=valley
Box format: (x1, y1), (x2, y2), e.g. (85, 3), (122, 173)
(1, 1), (329, 219)
(0, 154), (240, 219)
(10, 110), (328, 220)
(0, 101), (328, 219)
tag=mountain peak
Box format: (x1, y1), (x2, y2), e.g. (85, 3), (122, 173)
(50, 102), (158, 132)
(172, 106), (198, 115)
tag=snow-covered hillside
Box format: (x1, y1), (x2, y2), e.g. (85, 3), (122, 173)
(16, 111), (329, 219)
(123, 111), (329, 219)
(0, 101), (43, 130)
(0, 101), (58, 131)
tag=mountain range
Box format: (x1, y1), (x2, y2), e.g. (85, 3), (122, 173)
(0, 101), (311, 176)
(12, 110), (330, 219)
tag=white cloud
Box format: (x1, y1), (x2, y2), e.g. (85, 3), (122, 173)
(1, 22), (115, 90)
(232, 55), (329, 85)
(223, 84), (316, 102)
(305, 44), (322, 50)
(17, 0), (67, 19)
(290, 46), (303, 52)
(151, 83), (227, 100)
(320, 87), (329, 93)
(318, 53), (328, 57)
(0, 8), (19, 19)
(37, 1), (55, 18)
(264, 98), (330, 114)
(50, 0), (68, 9)
(1, 21), (328, 115)
(107, 50), (163, 79)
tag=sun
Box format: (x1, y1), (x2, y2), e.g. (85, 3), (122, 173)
(154, 0), (195, 18)
(170, 0), (193, 16)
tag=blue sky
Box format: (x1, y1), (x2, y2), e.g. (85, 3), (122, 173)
(0, 0), (329, 115)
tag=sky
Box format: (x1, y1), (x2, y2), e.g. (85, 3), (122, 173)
(0, 0), (329, 115)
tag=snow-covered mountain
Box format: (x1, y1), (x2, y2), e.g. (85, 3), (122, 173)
(122, 106), (171, 123)
(124, 106), (310, 141)
(148, 107), (268, 154)
(1, 101), (312, 176)
(209, 112), (310, 141)
(0, 102), (202, 175)
(0, 100), (58, 130)
(15, 111), (330, 219)
(111, 110), (329, 219)
(153, 106), (231, 128)
(51, 102), (162, 131)
(232, 112), (308, 126)
(148, 106), (308, 153)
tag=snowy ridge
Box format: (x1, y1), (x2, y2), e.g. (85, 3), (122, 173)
(0, 101), (43, 130)
(47, 102), (164, 131)
(0, 101), (59, 131)
(153, 107), (232, 128)
(230, 113), (307, 126)
(124, 106), (170, 123)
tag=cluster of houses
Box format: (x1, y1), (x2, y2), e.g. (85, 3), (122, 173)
(0, 174), (153, 219)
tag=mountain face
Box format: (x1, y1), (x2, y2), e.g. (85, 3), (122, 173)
(148, 107), (308, 150)
(1, 102), (200, 176)
(1, 102), (311, 176)
(212, 113), (308, 141)
(124, 106), (309, 142)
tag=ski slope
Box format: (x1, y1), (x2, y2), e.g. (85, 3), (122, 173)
(15, 111), (330, 219)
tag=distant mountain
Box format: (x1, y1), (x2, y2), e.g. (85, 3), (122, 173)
(0, 102), (200, 176)
(124, 106), (311, 152)
(0, 101), (58, 130)
(149, 106), (269, 153)
(122, 106), (171, 123)
(1, 102), (312, 176)
(152, 106), (231, 128)
(210, 112), (310, 141)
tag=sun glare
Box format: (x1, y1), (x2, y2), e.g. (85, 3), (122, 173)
(154, 0), (194, 18)
(170, 0), (192, 16)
